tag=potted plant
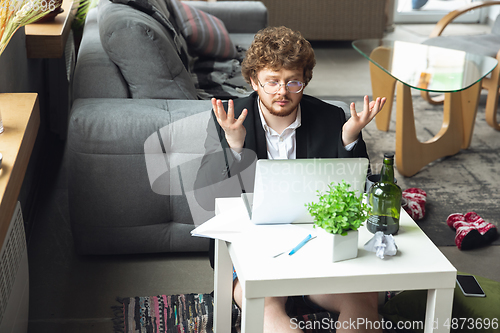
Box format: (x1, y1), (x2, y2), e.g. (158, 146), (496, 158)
(306, 180), (370, 262)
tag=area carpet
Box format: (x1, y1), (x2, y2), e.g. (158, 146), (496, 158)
(113, 293), (339, 333)
(319, 94), (500, 247)
(112, 294), (218, 333)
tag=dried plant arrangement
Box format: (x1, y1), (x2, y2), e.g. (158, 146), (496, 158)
(0, 0), (54, 55)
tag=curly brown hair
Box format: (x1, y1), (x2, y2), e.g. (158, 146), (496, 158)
(241, 26), (316, 86)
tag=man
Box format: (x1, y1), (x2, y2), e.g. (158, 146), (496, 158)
(195, 26), (386, 333)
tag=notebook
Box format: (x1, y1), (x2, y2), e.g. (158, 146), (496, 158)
(242, 158), (369, 224)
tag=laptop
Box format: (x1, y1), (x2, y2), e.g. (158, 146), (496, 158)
(242, 158), (369, 224)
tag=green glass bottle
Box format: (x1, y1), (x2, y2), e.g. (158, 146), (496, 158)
(367, 153), (402, 235)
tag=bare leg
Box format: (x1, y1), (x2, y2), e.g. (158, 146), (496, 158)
(308, 293), (382, 333)
(233, 279), (303, 333)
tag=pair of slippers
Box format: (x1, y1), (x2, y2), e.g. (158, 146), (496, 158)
(401, 189), (498, 250)
(447, 212), (498, 250)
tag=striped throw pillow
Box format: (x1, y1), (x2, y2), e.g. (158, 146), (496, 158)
(169, 0), (238, 60)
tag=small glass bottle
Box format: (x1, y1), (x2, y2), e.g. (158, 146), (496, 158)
(367, 153), (402, 235)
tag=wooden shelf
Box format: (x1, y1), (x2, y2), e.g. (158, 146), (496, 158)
(0, 93), (40, 250)
(25, 0), (78, 58)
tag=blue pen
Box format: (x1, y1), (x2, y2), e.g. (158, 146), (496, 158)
(289, 234), (314, 255)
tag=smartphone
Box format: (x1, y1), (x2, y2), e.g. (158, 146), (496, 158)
(456, 275), (486, 297)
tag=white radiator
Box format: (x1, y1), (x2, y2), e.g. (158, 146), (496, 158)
(0, 202), (29, 333)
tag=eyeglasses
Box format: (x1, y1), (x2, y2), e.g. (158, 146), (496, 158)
(257, 80), (305, 94)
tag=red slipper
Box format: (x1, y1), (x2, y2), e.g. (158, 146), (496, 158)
(446, 213), (465, 229)
(453, 220), (484, 250)
(402, 188), (427, 220)
(464, 212), (498, 243)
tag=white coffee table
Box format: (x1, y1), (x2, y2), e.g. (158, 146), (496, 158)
(213, 197), (457, 333)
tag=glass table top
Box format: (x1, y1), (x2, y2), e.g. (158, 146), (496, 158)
(352, 39), (498, 93)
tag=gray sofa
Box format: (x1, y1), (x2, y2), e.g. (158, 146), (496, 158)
(68, 0), (267, 255)
(68, 0), (351, 256)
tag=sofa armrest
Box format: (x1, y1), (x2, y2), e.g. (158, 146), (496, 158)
(187, 1), (267, 33)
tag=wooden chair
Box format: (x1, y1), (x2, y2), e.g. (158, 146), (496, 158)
(422, 1), (500, 130)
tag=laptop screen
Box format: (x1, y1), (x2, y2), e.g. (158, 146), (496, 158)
(248, 158), (369, 224)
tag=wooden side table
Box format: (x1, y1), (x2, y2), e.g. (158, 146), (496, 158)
(0, 93), (40, 250)
(25, 0), (77, 138)
(25, 0), (78, 59)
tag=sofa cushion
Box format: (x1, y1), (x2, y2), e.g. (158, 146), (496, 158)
(98, 0), (198, 99)
(186, 1), (268, 34)
(169, 0), (238, 60)
(73, 7), (130, 100)
(110, 0), (185, 55)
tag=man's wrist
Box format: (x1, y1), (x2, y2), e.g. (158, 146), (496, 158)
(342, 130), (360, 147)
(230, 146), (243, 154)
(342, 137), (358, 146)
(226, 137), (244, 153)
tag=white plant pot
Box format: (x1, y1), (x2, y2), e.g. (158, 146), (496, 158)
(317, 228), (359, 262)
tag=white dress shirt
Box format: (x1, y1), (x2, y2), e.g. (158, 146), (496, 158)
(259, 101), (301, 160)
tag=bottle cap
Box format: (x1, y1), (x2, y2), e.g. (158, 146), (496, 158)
(384, 152), (395, 159)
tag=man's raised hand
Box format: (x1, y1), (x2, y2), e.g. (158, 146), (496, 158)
(212, 98), (248, 153)
(342, 95), (386, 146)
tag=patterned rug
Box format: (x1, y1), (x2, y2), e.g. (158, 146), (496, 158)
(112, 293), (339, 333)
(319, 94), (500, 247)
(112, 294), (217, 333)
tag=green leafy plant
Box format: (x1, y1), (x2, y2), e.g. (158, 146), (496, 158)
(306, 180), (370, 236)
